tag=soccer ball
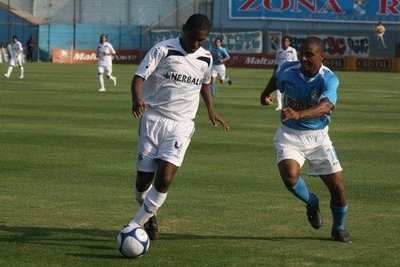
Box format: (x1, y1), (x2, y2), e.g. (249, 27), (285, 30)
(116, 225), (150, 258)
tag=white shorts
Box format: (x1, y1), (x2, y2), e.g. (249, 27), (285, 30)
(9, 56), (23, 67)
(273, 125), (343, 176)
(98, 65), (112, 76)
(211, 64), (226, 79)
(136, 109), (195, 172)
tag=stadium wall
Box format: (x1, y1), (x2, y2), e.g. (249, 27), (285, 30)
(38, 24), (147, 61)
(0, 5), (38, 45)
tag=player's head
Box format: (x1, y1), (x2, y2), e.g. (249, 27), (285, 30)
(298, 36), (324, 77)
(281, 36), (291, 49)
(214, 37), (222, 48)
(12, 36), (18, 42)
(181, 14), (210, 53)
(99, 34), (107, 44)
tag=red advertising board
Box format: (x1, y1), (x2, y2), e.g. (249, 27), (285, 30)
(52, 49), (144, 64)
(228, 53), (276, 68)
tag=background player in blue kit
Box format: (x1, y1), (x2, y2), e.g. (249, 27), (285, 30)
(210, 37), (232, 96)
(260, 36), (350, 242)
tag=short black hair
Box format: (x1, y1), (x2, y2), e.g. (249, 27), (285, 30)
(99, 34), (107, 43)
(282, 35), (291, 42)
(215, 37), (222, 42)
(12, 35), (18, 40)
(302, 36), (324, 53)
(183, 14), (210, 33)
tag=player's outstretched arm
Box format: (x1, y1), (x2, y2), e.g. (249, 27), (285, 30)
(260, 75), (277, 105)
(200, 83), (230, 131)
(131, 75), (147, 119)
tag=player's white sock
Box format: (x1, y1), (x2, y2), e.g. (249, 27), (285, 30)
(135, 184), (152, 205)
(19, 66), (24, 78)
(6, 66), (13, 76)
(99, 74), (105, 89)
(130, 187), (167, 227)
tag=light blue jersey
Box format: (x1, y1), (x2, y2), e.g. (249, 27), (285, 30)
(210, 46), (229, 66)
(275, 61), (339, 130)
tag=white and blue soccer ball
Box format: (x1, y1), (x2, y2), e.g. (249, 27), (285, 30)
(116, 225), (150, 258)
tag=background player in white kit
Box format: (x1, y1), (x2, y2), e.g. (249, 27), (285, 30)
(96, 34), (117, 92)
(274, 36), (297, 110)
(126, 14), (229, 240)
(3, 36), (24, 79)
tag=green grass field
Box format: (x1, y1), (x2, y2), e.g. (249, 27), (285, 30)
(1, 62), (399, 266)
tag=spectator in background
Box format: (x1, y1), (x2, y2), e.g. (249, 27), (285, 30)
(26, 36), (36, 62)
(375, 21), (386, 48)
(3, 36), (24, 79)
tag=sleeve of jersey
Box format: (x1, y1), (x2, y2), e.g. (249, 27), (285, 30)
(222, 48), (229, 58)
(292, 49), (298, 61)
(203, 56), (213, 84)
(135, 45), (166, 80)
(275, 62), (286, 92)
(109, 44), (116, 54)
(320, 74), (339, 106)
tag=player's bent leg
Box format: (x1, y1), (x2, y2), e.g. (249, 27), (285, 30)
(4, 66), (13, 78)
(210, 76), (217, 96)
(106, 74), (117, 86)
(320, 172), (351, 242)
(278, 159), (322, 229)
(130, 160), (178, 240)
(135, 171), (155, 205)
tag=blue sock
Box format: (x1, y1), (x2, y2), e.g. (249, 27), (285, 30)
(331, 204), (348, 231)
(289, 177), (317, 208)
(211, 83), (216, 94)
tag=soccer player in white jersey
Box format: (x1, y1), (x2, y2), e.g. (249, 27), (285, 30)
(260, 37), (350, 242)
(3, 36), (24, 79)
(96, 34), (117, 92)
(274, 36), (297, 110)
(126, 14), (229, 240)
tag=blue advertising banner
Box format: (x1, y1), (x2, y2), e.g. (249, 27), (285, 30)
(230, 0), (400, 23)
(150, 30), (263, 53)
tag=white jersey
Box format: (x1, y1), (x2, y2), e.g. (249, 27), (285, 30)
(275, 46), (297, 69)
(135, 37), (212, 122)
(10, 41), (23, 60)
(97, 42), (115, 67)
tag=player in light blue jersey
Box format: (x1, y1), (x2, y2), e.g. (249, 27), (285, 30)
(260, 37), (350, 242)
(210, 37), (232, 96)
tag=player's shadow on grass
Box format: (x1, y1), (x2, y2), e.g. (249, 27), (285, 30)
(160, 232), (332, 242)
(0, 224), (121, 259)
(0, 224), (332, 259)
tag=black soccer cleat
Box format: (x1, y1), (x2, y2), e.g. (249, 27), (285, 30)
(227, 80), (232, 85)
(144, 215), (159, 240)
(332, 229), (351, 242)
(306, 194), (323, 229)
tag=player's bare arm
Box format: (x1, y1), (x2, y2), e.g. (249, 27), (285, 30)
(260, 75), (276, 105)
(131, 75), (147, 118)
(200, 83), (230, 131)
(220, 55), (230, 64)
(282, 98), (334, 121)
